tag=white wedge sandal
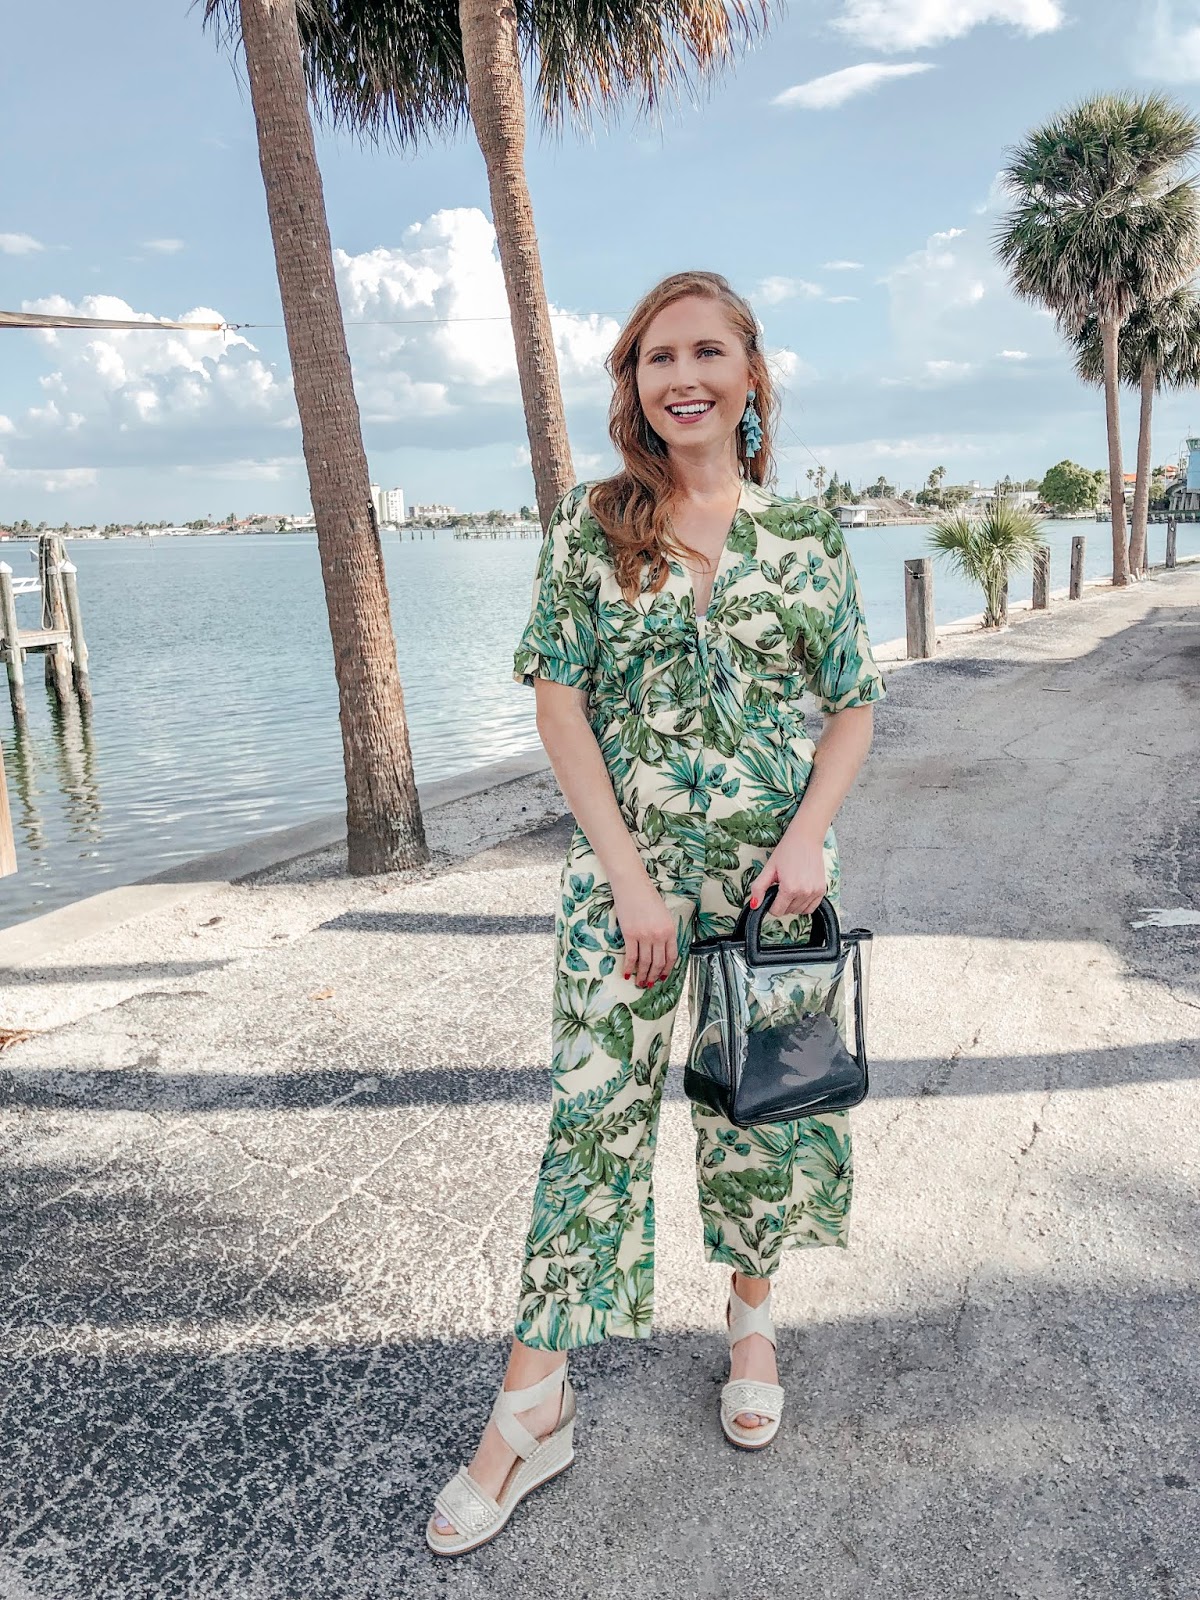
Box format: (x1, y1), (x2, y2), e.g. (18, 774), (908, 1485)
(721, 1282), (785, 1450)
(426, 1363), (575, 1556)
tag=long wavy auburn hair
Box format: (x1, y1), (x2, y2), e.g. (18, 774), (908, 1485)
(588, 271), (778, 599)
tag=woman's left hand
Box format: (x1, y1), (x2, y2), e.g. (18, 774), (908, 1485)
(746, 822), (827, 918)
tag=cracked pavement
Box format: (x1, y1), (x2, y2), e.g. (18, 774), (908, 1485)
(1, 567), (1198, 1599)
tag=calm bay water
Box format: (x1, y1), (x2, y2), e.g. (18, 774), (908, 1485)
(3, 516), (1195, 931)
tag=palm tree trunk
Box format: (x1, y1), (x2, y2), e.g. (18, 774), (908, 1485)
(1101, 315), (1130, 586)
(459, 0), (575, 531)
(1129, 359), (1155, 578)
(238, 0), (427, 874)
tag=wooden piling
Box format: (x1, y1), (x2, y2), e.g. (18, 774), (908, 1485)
(0, 563), (27, 724)
(1069, 536), (1085, 600)
(59, 561), (91, 707)
(1032, 546), (1050, 610)
(0, 743), (14, 878)
(904, 557), (935, 659)
(39, 533), (73, 705)
(1166, 517), (1178, 570)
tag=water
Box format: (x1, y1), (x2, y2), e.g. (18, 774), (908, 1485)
(2, 517), (1194, 931)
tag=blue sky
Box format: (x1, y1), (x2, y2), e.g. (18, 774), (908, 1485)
(4, 0), (1200, 520)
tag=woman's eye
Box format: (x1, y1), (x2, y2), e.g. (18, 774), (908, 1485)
(649, 352), (670, 364)
(699, 347), (722, 358)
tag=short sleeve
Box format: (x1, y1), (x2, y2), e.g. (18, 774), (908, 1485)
(803, 536), (886, 714)
(513, 485), (601, 690)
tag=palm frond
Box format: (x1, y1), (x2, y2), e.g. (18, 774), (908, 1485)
(1072, 283), (1200, 389)
(995, 93), (1200, 329)
(529, 0), (769, 133)
(928, 502), (1046, 628)
(211, 0), (776, 147)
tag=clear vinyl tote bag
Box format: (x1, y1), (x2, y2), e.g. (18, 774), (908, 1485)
(684, 887), (873, 1129)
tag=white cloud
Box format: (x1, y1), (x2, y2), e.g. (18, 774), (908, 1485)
(174, 456), (302, 482)
(0, 455), (97, 492)
(6, 293), (293, 470)
(833, 0), (1063, 51)
(773, 62), (933, 110)
(768, 348), (819, 384)
(752, 276), (824, 306)
(0, 416), (14, 435)
(827, 295), (860, 304)
(823, 260), (864, 271)
(2, 209), (620, 492)
(999, 349), (1029, 360)
(143, 238), (185, 254)
(925, 359), (974, 377)
(334, 208), (617, 433)
(1142, 2), (1200, 79)
(0, 233), (44, 255)
(798, 434), (984, 462)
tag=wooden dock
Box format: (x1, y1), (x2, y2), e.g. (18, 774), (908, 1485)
(0, 530), (91, 726)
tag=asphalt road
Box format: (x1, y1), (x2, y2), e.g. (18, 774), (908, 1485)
(1, 567), (1197, 1600)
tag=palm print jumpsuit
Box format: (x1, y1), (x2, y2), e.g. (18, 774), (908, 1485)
(512, 478), (886, 1351)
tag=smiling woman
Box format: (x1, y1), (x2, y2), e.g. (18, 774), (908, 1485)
(592, 271), (779, 602)
(427, 269), (886, 1555)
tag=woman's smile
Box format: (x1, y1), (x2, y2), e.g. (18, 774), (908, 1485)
(665, 399), (717, 424)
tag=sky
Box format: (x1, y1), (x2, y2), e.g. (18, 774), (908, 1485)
(4, 0), (1200, 521)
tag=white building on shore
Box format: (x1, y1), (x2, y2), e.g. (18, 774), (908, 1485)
(369, 483), (406, 525)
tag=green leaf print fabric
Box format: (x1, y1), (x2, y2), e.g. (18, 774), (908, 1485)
(511, 480), (885, 1351)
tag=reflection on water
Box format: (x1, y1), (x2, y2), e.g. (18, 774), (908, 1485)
(2, 520), (1198, 931)
(4, 699), (102, 885)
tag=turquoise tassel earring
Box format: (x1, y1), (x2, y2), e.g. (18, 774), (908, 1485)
(740, 389), (763, 458)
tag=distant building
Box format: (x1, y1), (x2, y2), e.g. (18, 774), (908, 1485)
(1164, 437), (1200, 513)
(410, 502), (456, 520)
(369, 483), (384, 525)
(835, 504), (872, 527)
(379, 487), (406, 525)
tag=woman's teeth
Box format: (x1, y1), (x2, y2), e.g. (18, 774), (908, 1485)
(667, 402), (714, 417)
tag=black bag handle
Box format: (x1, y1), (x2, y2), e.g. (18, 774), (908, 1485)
(743, 885), (842, 967)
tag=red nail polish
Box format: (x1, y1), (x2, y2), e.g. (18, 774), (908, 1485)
(750, 897), (759, 909)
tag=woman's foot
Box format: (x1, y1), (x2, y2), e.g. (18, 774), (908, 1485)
(429, 1352), (567, 1539)
(728, 1271), (779, 1431)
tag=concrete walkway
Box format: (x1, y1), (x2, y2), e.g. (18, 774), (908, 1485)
(2, 568), (1198, 1600)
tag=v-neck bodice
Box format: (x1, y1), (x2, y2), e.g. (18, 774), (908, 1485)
(514, 478), (885, 850)
(673, 481), (749, 620)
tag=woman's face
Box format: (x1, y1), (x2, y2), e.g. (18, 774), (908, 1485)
(635, 295), (753, 462)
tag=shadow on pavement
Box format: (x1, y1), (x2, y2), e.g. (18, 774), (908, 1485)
(1, 1269), (1196, 1600)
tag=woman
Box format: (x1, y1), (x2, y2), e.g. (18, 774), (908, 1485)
(428, 270), (885, 1555)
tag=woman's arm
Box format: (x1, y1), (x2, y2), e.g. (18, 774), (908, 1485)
(747, 704), (875, 917)
(534, 679), (680, 988)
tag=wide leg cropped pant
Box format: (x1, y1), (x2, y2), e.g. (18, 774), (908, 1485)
(514, 824), (854, 1352)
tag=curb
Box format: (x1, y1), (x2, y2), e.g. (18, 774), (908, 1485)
(3, 747), (552, 966)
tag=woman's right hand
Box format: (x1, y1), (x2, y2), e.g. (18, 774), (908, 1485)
(612, 874), (679, 989)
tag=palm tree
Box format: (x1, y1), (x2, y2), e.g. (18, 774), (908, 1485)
(265, 0), (775, 529)
(1071, 285), (1200, 576)
(221, 0), (427, 876)
(996, 93), (1200, 587)
(929, 500), (1046, 629)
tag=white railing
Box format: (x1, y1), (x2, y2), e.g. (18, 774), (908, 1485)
(11, 577), (40, 596)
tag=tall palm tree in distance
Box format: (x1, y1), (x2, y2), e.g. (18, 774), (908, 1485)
(1072, 285), (1200, 575)
(278, 0), (775, 529)
(218, 0), (428, 876)
(996, 93), (1200, 586)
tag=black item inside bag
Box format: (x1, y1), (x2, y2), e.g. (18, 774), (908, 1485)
(683, 886), (872, 1128)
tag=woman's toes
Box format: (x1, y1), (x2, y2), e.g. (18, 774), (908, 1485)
(432, 1514), (456, 1535)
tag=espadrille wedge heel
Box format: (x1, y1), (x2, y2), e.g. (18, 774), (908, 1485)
(426, 1363), (574, 1556)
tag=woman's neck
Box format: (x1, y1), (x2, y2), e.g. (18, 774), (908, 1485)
(668, 447), (742, 505)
